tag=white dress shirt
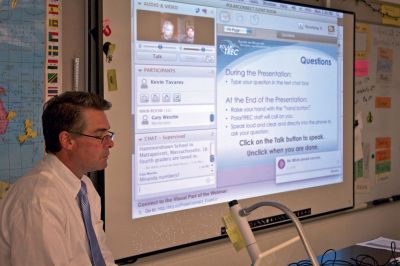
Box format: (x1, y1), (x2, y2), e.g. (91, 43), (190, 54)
(0, 154), (117, 266)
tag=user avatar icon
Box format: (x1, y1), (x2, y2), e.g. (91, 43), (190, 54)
(142, 115), (149, 125)
(278, 159), (286, 169)
(140, 79), (148, 89)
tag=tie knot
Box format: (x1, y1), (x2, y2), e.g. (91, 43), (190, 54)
(79, 181), (87, 196)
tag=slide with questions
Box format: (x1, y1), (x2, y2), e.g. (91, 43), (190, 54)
(131, 0), (345, 218)
(216, 36), (340, 187)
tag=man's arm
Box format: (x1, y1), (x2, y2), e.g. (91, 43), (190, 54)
(94, 219), (118, 266)
(9, 199), (92, 266)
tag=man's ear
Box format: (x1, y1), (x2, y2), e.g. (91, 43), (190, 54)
(59, 131), (74, 150)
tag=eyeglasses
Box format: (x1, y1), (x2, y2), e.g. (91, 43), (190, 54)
(69, 130), (115, 144)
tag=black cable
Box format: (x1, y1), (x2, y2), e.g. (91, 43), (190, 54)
(288, 259), (312, 265)
(386, 241), (400, 266)
(290, 243), (400, 266)
(320, 249), (337, 265)
(351, 253), (380, 265)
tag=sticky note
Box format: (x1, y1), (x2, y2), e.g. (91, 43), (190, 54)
(355, 23), (369, 60)
(0, 181), (11, 200)
(375, 137), (391, 180)
(107, 69), (118, 91)
(376, 137), (391, 149)
(376, 149), (391, 162)
(375, 96), (391, 108)
(355, 60), (369, 77)
(222, 213), (246, 251)
(354, 159), (363, 179)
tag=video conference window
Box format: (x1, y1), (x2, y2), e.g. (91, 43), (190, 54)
(132, 0), (346, 219)
(136, 10), (215, 45)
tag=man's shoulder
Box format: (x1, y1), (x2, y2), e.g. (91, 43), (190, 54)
(2, 165), (59, 207)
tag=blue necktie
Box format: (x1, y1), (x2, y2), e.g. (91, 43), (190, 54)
(78, 181), (106, 266)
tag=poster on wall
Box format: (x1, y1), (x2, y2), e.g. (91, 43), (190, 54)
(0, 0), (62, 199)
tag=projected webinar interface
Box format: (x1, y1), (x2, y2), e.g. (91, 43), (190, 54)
(132, 0), (345, 218)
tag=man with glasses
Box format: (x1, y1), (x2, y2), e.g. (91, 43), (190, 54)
(0, 91), (117, 265)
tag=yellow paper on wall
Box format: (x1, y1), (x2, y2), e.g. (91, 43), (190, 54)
(381, 5), (400, 26)
(222, 213), (246, 251)
(355, 23), (370, 60)
(107, 69), (118, 91)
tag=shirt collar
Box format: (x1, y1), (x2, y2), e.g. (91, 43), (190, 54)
(45, 153), (83, 198)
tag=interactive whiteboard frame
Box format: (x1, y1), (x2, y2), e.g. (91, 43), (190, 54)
(102, 0), (354, 261)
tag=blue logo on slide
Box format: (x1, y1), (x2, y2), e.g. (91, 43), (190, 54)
(219, 40), (240, 56)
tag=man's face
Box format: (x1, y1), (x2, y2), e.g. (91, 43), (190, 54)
(163, 23), (174, 40)
(71, 108), (114, 174)
(187, 28), (194, 38)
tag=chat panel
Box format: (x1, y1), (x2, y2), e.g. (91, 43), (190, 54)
(134, 130), (216, 199)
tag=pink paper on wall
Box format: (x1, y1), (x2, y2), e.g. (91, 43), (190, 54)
(355, 60), (369, 76)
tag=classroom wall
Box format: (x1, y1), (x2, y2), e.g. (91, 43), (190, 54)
(61, 0), (400, 265)
(129, 202), (400, 265)
(62, 0), (85, 92)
